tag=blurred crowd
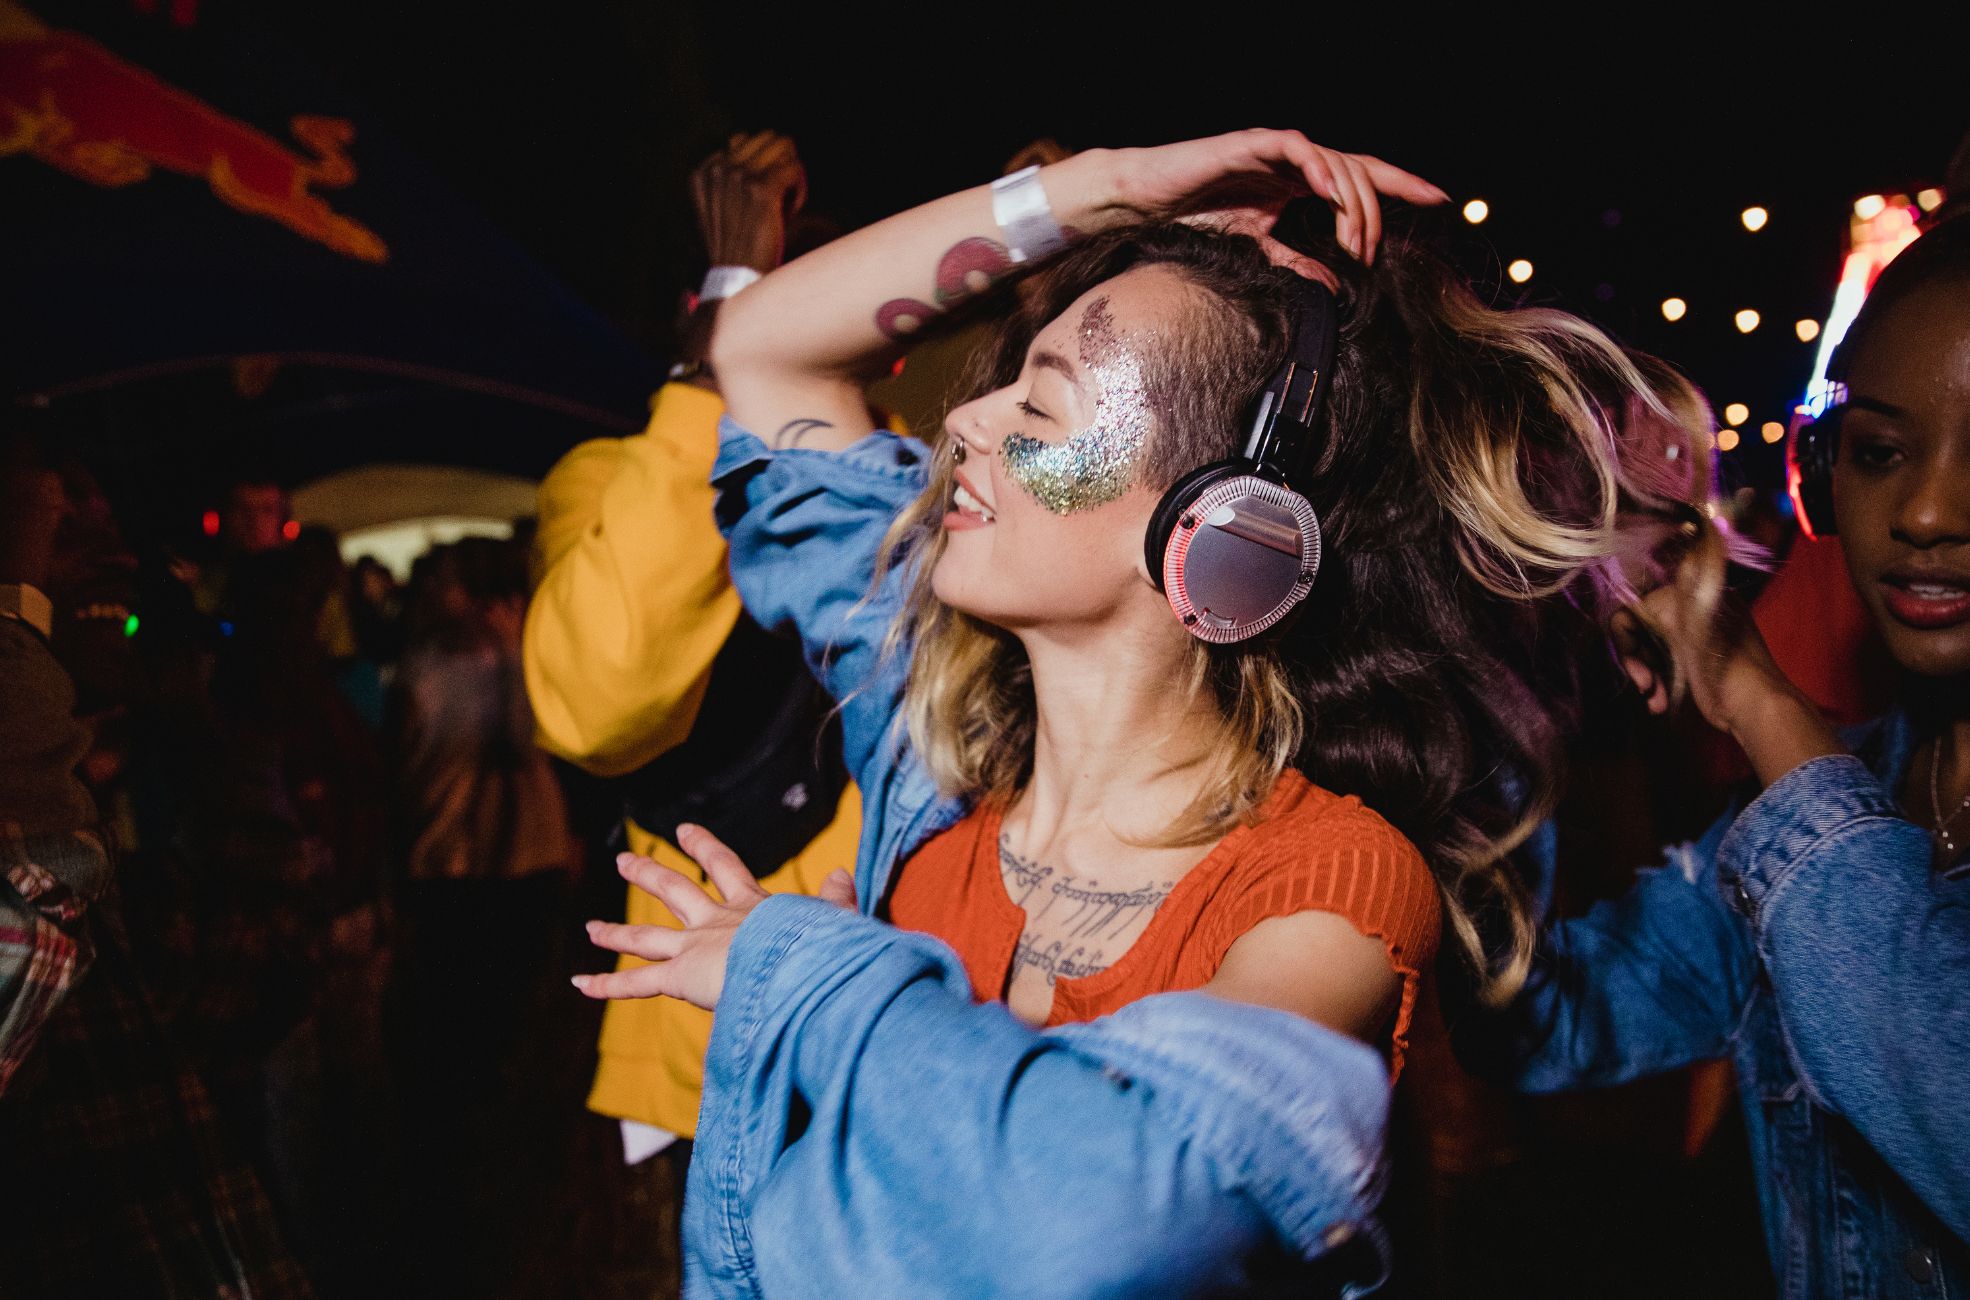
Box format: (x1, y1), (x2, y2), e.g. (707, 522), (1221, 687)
(0, 454), (617, 1298)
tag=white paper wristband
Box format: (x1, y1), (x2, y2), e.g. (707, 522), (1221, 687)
(991, 164), (1068, 265)
(699, 265), (763, 303)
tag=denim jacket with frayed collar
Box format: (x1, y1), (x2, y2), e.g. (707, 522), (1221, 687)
(1460, 711), (1970, 1300)
(685, 421), (1395, 1298)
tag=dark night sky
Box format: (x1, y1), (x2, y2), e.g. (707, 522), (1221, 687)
(23, 3), (1970, 488)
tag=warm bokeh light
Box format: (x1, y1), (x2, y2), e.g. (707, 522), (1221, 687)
(1853, 194), (1887, 220)
(1463, 199), (1490, 224)
(1717, 428), (1741, 452)
(1506, 259), (1533, 283)
(1795, 318), (1821, 343)
(1917, 188), (1944, 213)
(1740, 206), (1769, 232)
(1723, 403), (1749, 427)
(1661, 296), (1687, 322)
(1735, 309), (1761, 334)
(1762, 421), (1786, 444)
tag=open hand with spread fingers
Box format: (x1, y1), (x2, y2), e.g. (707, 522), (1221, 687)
(574, 823), (855, 1011)
(1101, 128), (1450, 272)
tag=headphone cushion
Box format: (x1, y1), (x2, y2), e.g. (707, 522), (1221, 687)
(1787, 408), (1842, 538)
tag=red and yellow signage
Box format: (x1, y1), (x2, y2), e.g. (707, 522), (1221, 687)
(0, 1), (387, 261)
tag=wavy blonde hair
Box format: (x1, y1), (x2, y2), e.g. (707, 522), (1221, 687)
(876, 223), (1728, 1004)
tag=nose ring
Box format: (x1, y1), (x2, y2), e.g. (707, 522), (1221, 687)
(950, 438), (968, 465)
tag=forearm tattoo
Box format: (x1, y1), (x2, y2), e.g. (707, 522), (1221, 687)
(874, 236), (1016, 340)
(769, 417), (834, 449)
(1000, 835), (1175, 987)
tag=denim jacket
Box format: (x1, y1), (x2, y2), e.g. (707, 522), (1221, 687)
(1459, 712), (1970, 1300)
(690, 420), (1395, 1298)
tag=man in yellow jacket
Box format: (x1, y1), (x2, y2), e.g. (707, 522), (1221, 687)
(524, 133), (862, 1293)
(526, 372), (862, 1143)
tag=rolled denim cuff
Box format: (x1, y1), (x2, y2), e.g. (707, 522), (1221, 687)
(1715, 754), (1901, 921)
(712, 418), (931, 494)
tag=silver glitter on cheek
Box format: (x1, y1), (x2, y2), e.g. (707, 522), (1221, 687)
(1000, 297), (1152, 515)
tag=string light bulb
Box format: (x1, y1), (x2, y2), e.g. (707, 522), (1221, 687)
(1661, 297), (1687, 322)
(1723, 403), (1749, 427)
(1795, 318), (1821, 342)
(1735, 309), (1761, 334)
(1854, 194), (1887, 220)
(1741, 206), (1769, 232)
(1506, 259), (1533, 283)
(1463, 199), (1489, 224)
(1761, 421), (1786, 444)
(1717, 429), (1741, 452)
(1917, 188), (1944, 213)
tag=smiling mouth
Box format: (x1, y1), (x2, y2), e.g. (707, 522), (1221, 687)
(950, 475), (996, 524)
(1879, 570), (1970, 631)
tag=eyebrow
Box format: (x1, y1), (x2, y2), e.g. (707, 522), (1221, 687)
(1848, 395), (1907, 419)
(1032, 348), (1083, 387)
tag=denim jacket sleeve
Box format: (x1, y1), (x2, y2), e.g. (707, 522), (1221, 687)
(685, 895), (1392, 1300)
(1452, 810), (1758, 1091)
(711, 418), (930, 787)
(1718, 753), (1970, 1238)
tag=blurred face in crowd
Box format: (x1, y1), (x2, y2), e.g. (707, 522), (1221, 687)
(931, 268), (1189, 638)
(223, 481), (291, 555)
(1834, 280), (1970, 680)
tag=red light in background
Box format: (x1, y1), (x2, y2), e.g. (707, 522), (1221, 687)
(282, 519), (301, 541)
(202, 509), (220, 537)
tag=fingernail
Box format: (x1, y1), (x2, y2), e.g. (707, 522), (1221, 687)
(616, 852), (636, 866)
(570, 975), (587, 989)
(585, 920), (601, 935)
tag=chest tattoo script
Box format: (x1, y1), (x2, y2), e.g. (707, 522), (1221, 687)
(999, 835), (1175, 986)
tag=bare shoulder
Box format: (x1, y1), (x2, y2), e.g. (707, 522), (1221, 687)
(1198, 773), (1441, 1042)
(1206, 911), (1401, 1043)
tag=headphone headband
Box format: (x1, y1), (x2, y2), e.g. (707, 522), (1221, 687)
(1244, 280), (1340, 483)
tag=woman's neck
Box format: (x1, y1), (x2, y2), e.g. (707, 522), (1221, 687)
(1900, 675), (1970, 832)
(1011, 621), (1229, 849)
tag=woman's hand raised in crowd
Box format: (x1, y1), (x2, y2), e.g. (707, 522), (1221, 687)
(1086, 128), (1450, 271)
(1613, 579), (1843, 789)
(574, 823), (855, 1010)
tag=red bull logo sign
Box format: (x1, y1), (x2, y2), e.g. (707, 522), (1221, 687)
(0, 1), (388, 262)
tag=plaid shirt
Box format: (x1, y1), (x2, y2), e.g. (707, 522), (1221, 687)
(1, 617), (107, 1091)
(2, 887), (315, 1299)
(2, 620), (312, 1299)
(0, 822), (97, 1094)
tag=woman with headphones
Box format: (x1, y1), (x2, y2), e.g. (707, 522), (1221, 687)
(572, 130), (1721, 1295)
(1461, 217), (1970, 1299)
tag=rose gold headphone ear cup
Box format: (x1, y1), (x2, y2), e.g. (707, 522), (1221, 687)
(1161, 474), (1321, 644)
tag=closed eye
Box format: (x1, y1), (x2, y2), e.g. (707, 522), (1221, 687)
(1847, 435), (1904, 471)
(1017, 400), (1050, 422)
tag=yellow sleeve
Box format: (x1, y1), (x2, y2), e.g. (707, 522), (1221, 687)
(523, 383), (741, 777)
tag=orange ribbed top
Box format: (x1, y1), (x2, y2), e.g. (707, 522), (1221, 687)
(885, 770), (1441, 1077)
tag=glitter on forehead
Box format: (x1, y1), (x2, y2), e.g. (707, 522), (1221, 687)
(1000, 296), (1154, 515)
